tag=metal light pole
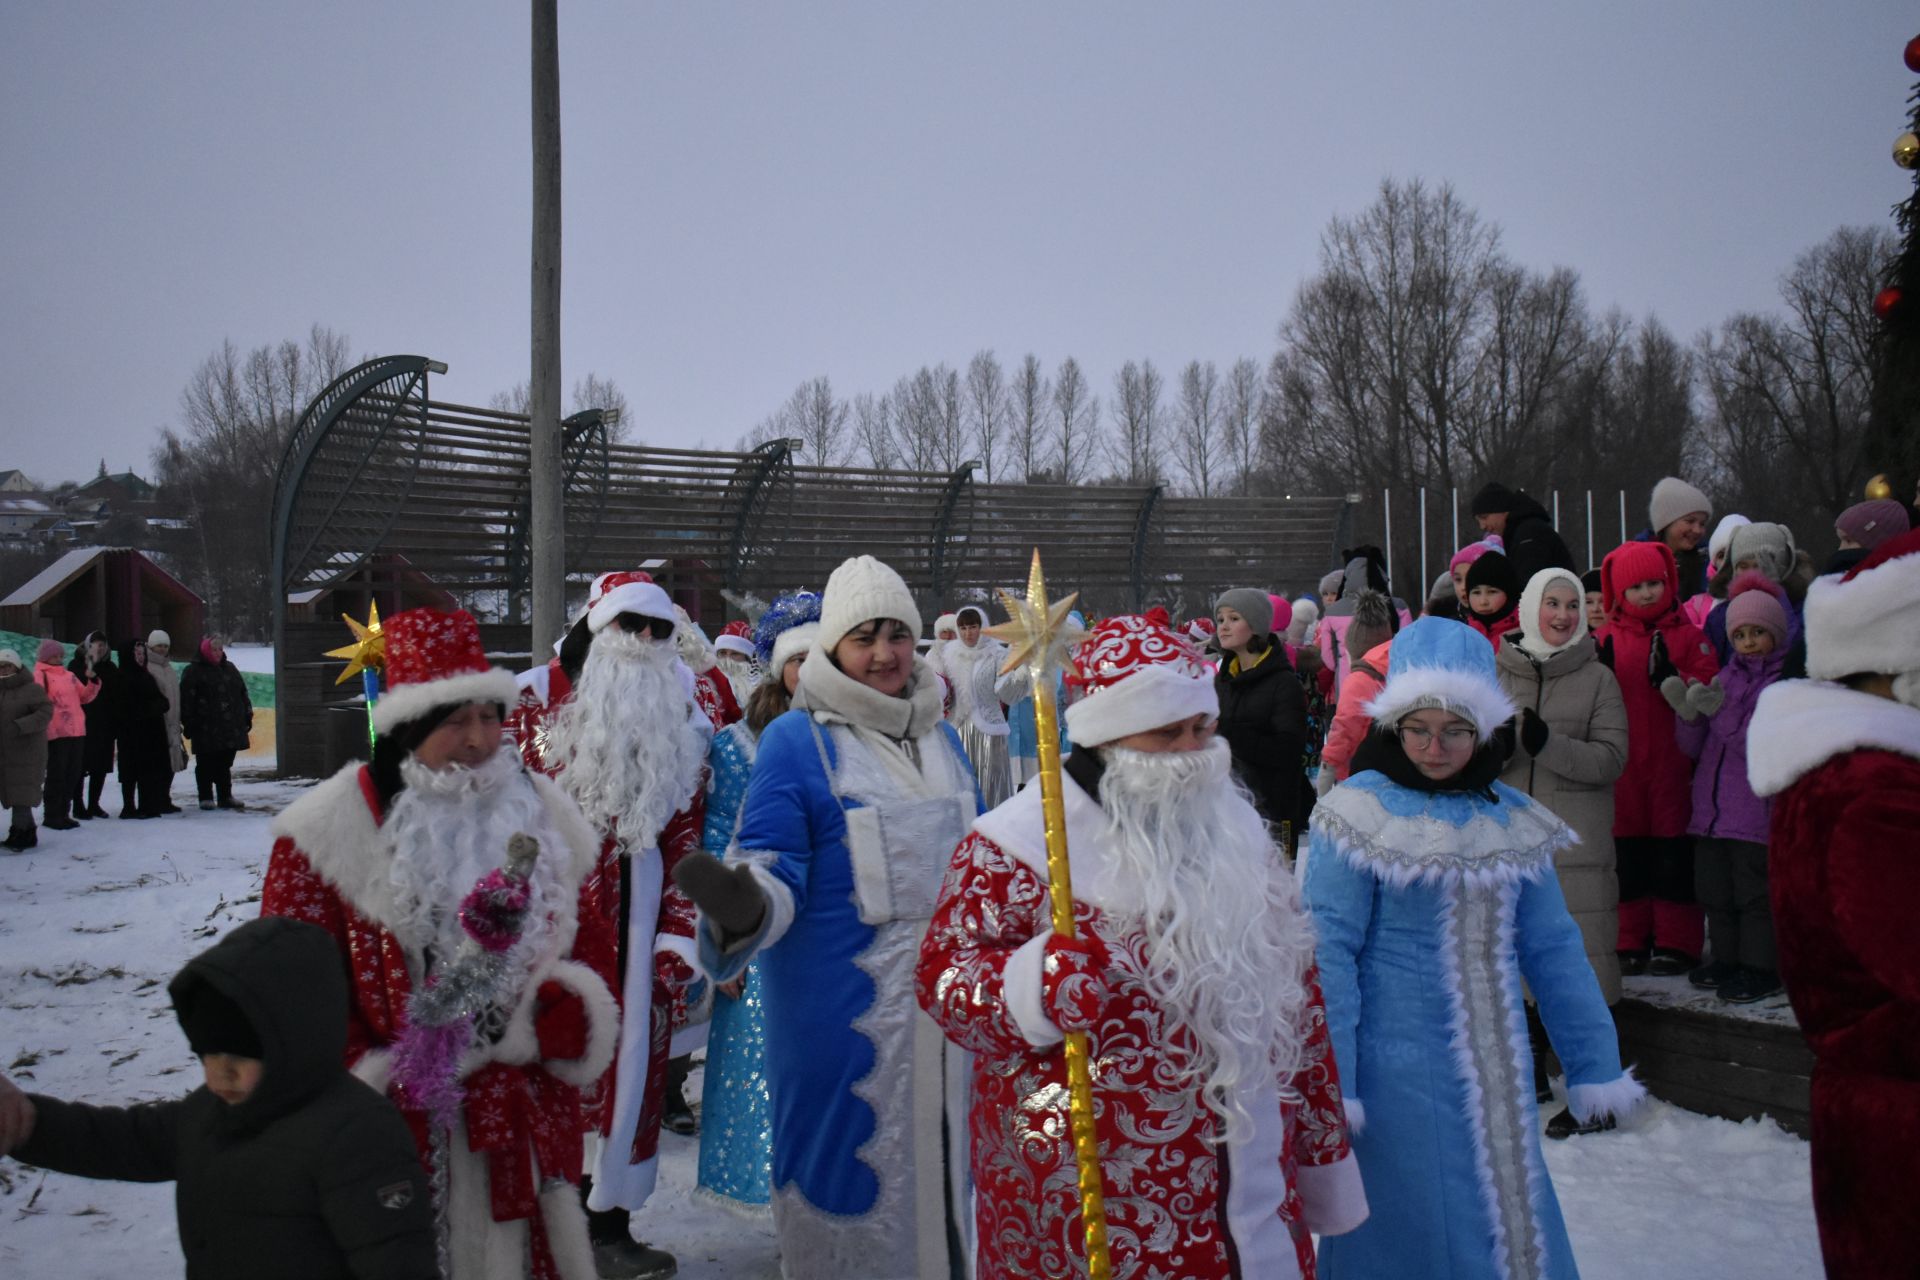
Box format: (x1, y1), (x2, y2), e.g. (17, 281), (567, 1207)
(530, 0), (565, 649)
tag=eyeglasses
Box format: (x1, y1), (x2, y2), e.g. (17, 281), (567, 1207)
(1398, 724), (1477, 751)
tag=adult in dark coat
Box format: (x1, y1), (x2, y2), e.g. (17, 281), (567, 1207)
(1213, 586), (1309, 840)
(1471, 482), (1577, 586)
(0, 649), (53, 851)
(115, 638), (173, 818)
(68, 631), (118, 818)
(0, 916), (438, 1280)
(180, 637), (253, 810)
(1635, 476), (1714, 601)
(1747, 530), (1920, 1280)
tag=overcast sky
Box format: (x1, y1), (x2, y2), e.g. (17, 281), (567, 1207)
(2, 1), (1913, 484)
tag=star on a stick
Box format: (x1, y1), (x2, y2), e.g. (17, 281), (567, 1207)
(988, 550), (1086, 680)
(324, 602), (385, 686)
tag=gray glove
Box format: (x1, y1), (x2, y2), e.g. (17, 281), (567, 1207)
(1686, 678), (1727, 719)
(1659, 675), (1698, 720)
(673, 851), (768, 941)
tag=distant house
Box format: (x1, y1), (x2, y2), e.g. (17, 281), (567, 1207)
(0, 470), (36, 493)
(0, 496), (55, 539)
(0, 546), (204, 649)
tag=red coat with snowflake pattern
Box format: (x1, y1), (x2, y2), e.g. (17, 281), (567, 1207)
(917, 828), (1364, 1280)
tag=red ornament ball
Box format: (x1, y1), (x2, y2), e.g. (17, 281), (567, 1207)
(1874, 286), (1904, 321)
(1906, 34), (1920, 74)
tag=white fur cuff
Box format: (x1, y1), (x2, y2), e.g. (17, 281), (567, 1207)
(1296, 1151), (1370, 1237)
(1342, 1097), (1367, 1136)
(537, 959), (620, 1089)
(1567, 1069), (1648, 1125)
(351, 1047), (395, 1097)
(1004, 931), (1065, 1049)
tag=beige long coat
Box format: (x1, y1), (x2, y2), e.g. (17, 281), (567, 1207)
(146, 654), (185, 772)
(1496, 636), (1630, 1003)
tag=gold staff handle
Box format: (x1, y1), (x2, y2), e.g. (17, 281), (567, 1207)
(988, 551), (1109, 1279)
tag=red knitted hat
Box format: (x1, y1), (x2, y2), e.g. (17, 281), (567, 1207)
(1600, 541), (1678, 620)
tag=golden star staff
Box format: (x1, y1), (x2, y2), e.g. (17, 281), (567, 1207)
(986, 550), (1108, 1279)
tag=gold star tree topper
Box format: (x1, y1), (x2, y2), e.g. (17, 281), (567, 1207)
(987, 550), (1086, 680)
(325, 602), (386, 686)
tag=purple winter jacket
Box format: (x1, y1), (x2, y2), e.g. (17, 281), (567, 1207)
(1675, 623), (1791, 846)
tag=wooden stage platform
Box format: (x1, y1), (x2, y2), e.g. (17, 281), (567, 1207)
(1609, 975), (1812, 1137)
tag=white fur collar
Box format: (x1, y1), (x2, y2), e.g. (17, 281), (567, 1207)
(272, 762), (601, 932)
(1746, 680), (1920, 797)
(972, 771), (1133, 911)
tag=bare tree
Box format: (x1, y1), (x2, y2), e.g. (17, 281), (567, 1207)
(892, 367), (944, 472)
(569, 373), (631, 442)
(783, 375), (851, 465)
(1695, 225), (1890, 541)
(1010, 354), (1050, 482)
(1050, 356), (1101, 484)
(965, 350), (1008, 481)
(1173, 359), (1221, 496)
(1110, 360), (1165, 483)
(1220, 357), (1262, 495)
(851, 391), (898, 470)
(151, 325), (354, 637)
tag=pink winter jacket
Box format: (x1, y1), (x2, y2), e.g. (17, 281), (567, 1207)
(35, 660), (96, 741)
(1321, 639), (1393, 783)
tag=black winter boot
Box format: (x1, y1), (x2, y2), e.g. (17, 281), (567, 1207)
(5, 825), (35, 852)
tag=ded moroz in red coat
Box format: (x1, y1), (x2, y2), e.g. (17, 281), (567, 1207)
(260, 762), (617, 1280)
(1747, 530), (1920, 1280)
(504, 656), (732, 1207)
(917, 771), (1366, 1280)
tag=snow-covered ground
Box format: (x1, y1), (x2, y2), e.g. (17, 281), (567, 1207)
(220, 643), (275, 675)
(0, 771), (1821, 1279)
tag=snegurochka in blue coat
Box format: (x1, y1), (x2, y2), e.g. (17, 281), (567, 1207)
(1303, 617), (1646, 1280)
(673, 556), (981, 1280)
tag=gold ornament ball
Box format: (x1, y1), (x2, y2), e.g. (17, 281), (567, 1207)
(1865, 474), (1894, 501)
(1897, 132), (1920, 171)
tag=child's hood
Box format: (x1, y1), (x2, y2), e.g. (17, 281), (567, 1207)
(168, 916), (349, 1126)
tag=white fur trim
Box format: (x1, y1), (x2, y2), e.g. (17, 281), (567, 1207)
(1805, 551), (1920, 681)
(1312, 780), (1569, 890)
(1567, 1068), (1648, 1126)
(271, 761), (598, 941)
(1296, 1151), (1369, 1236)
(1064, 664), (1220, 748)
(1747, 680), (1920, 797)
(769, 622), (819, 678)
(540, 1181), (598, 1280)
(350, 1046), (394, 1097)
(1003, 930), (1064, 1049)
(535, 958), (620, 1089)
(1364, 664), (1516, 741)
(587, 579), (675, 633)
(371, 667), (520, 734)
(1343, 1096), (1366, 1135)
(715, 633), (755, 657)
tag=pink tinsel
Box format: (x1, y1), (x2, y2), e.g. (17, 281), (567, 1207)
(391, 1014), (470, 1130)
(458, 868), (531, 954)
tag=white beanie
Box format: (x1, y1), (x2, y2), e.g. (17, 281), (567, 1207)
(1707, 514), (1750, 570)
(817, 556), (922, 654)
(933, 612), (959, 639)
(771, 622), (819, 676)
(1649, 477), (1712, 536)
(0, 648), (21, 671)
(147, 629), (171, 647)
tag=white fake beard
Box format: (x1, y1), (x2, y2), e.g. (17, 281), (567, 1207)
(544, 627), (708, 849)
(385, 748), (566, 974)
(1097, 738), (1315, 1143)
(715, 654), (759, 705)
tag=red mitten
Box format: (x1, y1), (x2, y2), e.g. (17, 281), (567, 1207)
(533, 980), (588, 1061)
(1041, 932), (1114, 1034)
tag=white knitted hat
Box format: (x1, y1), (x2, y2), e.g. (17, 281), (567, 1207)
(1649, 477), (1712, 536)
(817, 556), (921, 654)
(147, 629), (171, 647)
(1707, 514), (1751, 570)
